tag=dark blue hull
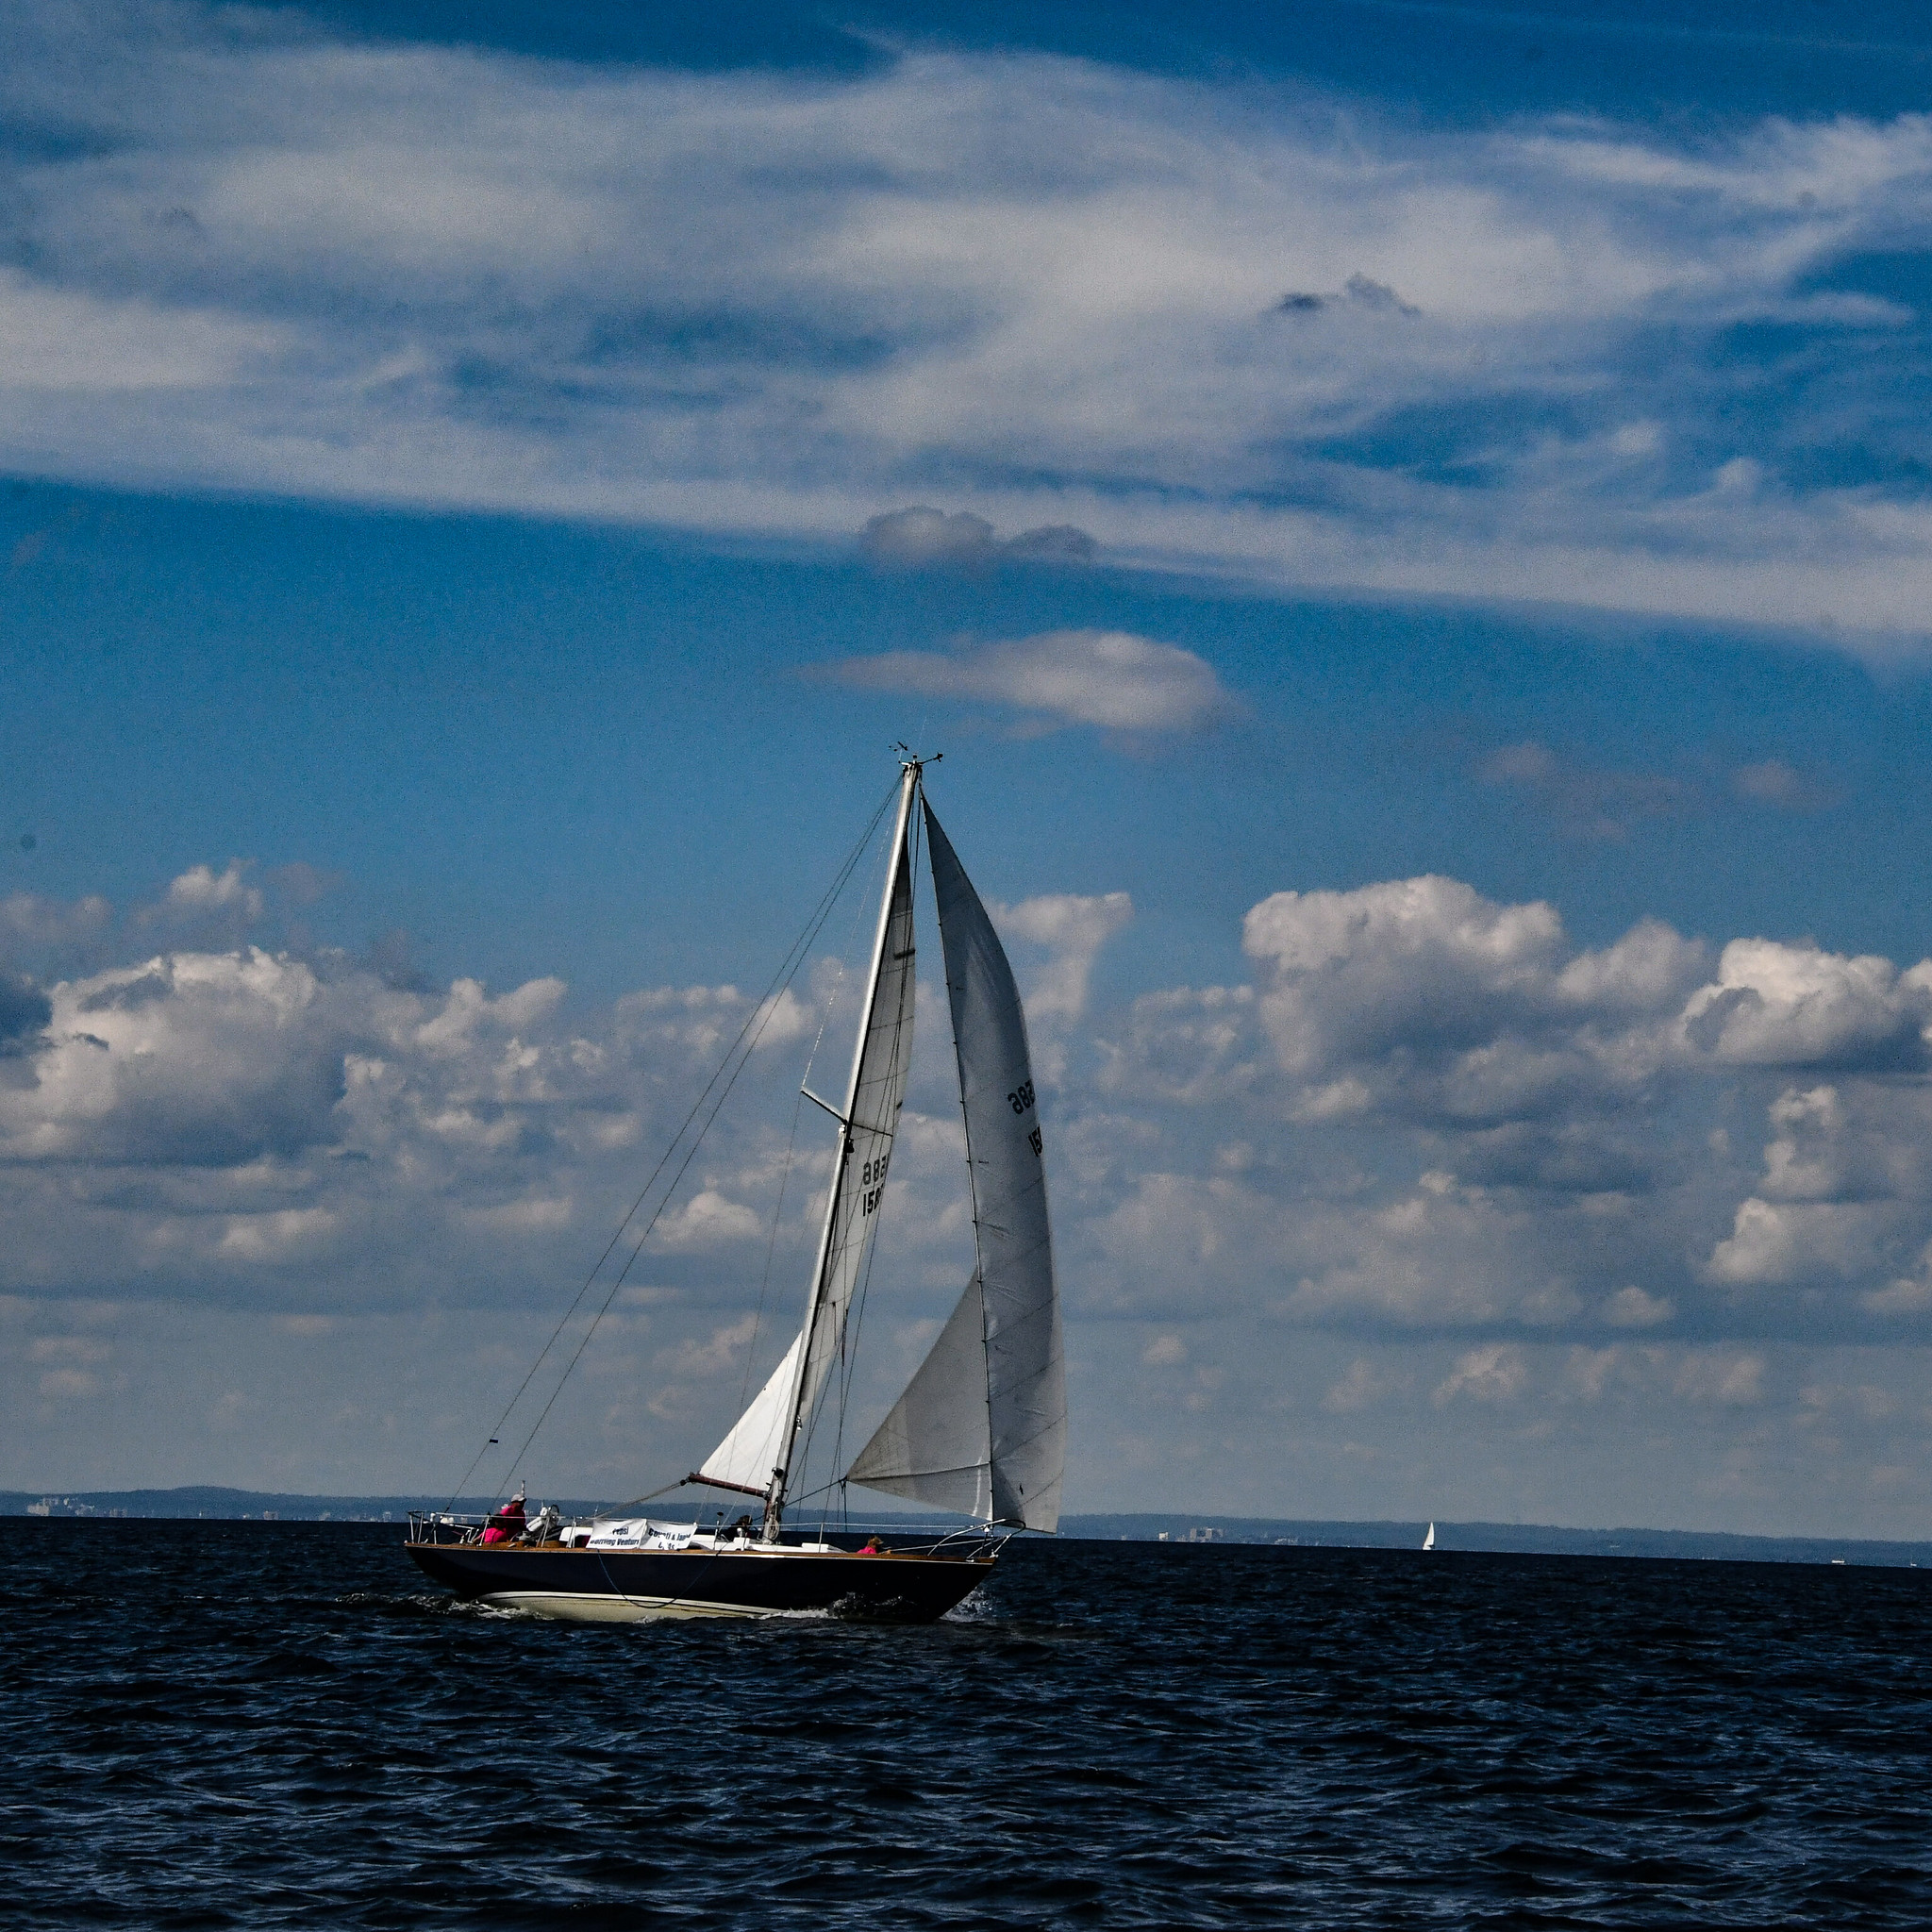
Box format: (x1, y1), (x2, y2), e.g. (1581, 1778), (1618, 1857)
(406, 1539), (993, 1623)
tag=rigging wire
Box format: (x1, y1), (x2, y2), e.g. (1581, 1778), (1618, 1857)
(498, 958), (815, 1490)
(731, 1093), (806, 1428)
(444, 775), (904, 1511)
(726, 829), (874, 1430)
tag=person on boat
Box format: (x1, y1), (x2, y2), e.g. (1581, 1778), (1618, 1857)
(480, 1490), (527, 1545)
(858, 1535), (886, 1555)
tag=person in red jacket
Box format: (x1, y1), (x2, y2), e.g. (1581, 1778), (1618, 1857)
(480, 1489), (527, 1545)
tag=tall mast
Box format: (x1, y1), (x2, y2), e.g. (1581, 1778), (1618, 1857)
(761, 758), (923, 1539)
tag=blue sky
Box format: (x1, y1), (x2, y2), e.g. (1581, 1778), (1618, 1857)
(4, 0), (1932, 1536)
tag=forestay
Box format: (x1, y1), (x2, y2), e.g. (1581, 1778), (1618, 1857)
(697, 801), (918, 1503)
(848, 802), (1065, 1532)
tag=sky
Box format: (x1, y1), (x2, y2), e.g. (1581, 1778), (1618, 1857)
(5, 0), (1932, 1536)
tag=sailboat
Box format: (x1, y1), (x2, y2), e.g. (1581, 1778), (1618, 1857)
(406, 757), (1064, 1622)
(1423, 1522), (1436, 1551)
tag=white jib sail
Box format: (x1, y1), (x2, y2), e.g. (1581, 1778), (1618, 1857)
(846, 1274), (993, 1520)
(695, 1332), (804, 1497)
(697, 788), (918, 1502)
(848, 801), (1065, 1532)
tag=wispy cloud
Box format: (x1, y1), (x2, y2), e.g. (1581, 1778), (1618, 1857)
(1476, 740), (1698, 841)
(1730, 758), (1837, 810)
(827, 630), (1237, 733)
(6, 8), (1932, 644)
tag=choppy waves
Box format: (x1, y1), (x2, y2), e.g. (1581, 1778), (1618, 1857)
(8, 1522), (1932, 1926)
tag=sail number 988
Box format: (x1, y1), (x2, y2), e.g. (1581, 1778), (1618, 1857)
(1008, 1082), (1036, 1115)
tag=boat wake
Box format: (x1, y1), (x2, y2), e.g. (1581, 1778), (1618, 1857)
(334, 1589), (542, 1622)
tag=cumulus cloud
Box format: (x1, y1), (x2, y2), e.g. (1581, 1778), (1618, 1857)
(1682, 942), (1932, 1071)
(1096, 985), (1259, 1106)
(1864, 1244), (1932, 1315)
(0, 911), (865, 1322)
(1066, 872), (1932, 1345)
(8, 844), (1932, 1527)
(653, 1189), (765, 1251)
(1323, 1357), (1397, 1411)
(1603, 1285), (1674, 1328)
(1703, 1074), (1932, 1295)
(8, 10), (1932, 641)
(1, 891), (112, 953)
(132, 861), (268, 949)
(1436, 1344), (1527, 1404)
(829, 631), (1236, 734)
(1238, 876), (1696, 1125)
(1673, 1351), (1767, 1406)
(1234, 876), (1932, 1134)
(995, 892), (1135, 1029)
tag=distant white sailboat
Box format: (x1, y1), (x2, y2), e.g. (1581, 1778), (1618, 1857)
(1423, 1521), (1436, 1551)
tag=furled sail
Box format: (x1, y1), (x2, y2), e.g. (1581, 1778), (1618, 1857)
(698, 801), (918, 1502)
(848, 802), (1065, 1531)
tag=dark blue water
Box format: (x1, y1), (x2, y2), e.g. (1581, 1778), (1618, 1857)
(8, 1523), (1932, 1927)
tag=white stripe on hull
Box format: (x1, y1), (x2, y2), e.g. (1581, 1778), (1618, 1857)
(482, 1590), (804, 1624)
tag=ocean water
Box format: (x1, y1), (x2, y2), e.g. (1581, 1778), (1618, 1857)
(9, 1523), (1932, 1928)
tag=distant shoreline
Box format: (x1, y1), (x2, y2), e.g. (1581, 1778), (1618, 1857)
(6, 1488), (1928, 1568)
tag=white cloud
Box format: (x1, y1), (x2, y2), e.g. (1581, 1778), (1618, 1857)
(1097, 984), (1260, 1105)
(8, 847), (1932, 1529)
(1323, 1357), (1394, 1411)
(1603, 1286), (1674, 1328)
(830, 630), (1235, 733)
(1731, 759), (1832, 809)
(664, 1314), (759, 1380)
(1681, 941), (1932, 1070)
(0, 918), (857, 1317)
(1084, 873), (1932, 1344)
(131, 861), (266, 944)
(0, 891), (113, 951)
(995, 891), (1135, 1028)
(8, 11), (1932, 642)
(1239, 875), (1690, 1125)
(1673, 1351), (1767, 1407)
(653, 1189), (764, 1251)
(1235, 876), (1932, 1135)
(1435, 1344), (1528, 1405)
(1864, 1244), (1932, 1315)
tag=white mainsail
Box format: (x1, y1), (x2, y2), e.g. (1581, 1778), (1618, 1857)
(847, 800), (1065, 1532)
(697, 780), (918, 1507)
